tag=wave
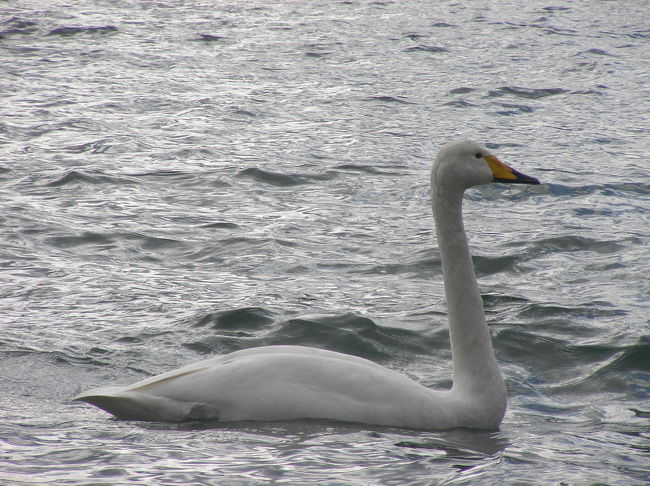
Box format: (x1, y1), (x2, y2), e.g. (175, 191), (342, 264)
(0, 17), (38, 37)
(404, 45), (448, 53)
(524, 235), (624, 255)
(487, 86), (569, 99)
(363, 95), (414, 105)
(180, 309), (441, 364)
(237, 167), (337, 187)
(545, 338), (650, 396)
(46, 25), (118, 37)
(45, 170), (136, 187)
(44, 230), (186, 258)
(541, 182), (650, 198)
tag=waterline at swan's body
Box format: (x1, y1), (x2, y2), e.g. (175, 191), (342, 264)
(74, 140), (540, 430)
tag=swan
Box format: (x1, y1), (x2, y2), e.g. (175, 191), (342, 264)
(74, 140), (540, 429)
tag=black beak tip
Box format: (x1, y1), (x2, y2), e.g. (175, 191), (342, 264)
(512, 169), (540, 185)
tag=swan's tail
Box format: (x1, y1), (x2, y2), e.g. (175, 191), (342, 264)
(73, 386), (203, 421)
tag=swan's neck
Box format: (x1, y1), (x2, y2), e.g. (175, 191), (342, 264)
(432, 184), (506, 401)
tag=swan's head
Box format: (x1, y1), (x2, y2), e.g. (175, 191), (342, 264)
(432, 140), (540, 191)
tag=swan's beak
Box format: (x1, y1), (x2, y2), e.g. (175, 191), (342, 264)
(485, 155), (540, 185)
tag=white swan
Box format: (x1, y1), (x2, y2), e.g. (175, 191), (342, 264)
(74, 140), (540, 429)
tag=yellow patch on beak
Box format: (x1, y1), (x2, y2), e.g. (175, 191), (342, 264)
(485, 155), (517, 181)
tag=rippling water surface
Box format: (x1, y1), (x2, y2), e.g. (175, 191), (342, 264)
(1, 1), (649, 484)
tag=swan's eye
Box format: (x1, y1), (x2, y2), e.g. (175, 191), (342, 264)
(474, 152), (483, 159)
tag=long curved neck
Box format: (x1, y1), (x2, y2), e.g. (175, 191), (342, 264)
(432, 183), (504, 396)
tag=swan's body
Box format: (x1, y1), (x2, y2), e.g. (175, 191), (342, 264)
(74, 140), (540, 430)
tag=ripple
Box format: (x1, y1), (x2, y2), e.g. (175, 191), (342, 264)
(548, 338), (650, 395)
(238, 167), (307, 186)
(266, 313), (436, 360)
(545, 182), (650, 198)
(491, 103), (534, 116)
(487, 86), (569, 99)
(201, 222), (240, 229)
(364, 95), (414, 104)
(237, 167), (337, 186)
(191, 307), (276, 331)
(333, 164), (401, 175)
(62, 139), (114, 154)
(0, 17), (38, 36)
(45, 170), (136, 187)
(525, 235), (624, 255)
(404, 45), (448, 53)
(630, 408), (650, 418)
(473, 254), (523, 276)
(362, 250), (438, 278)
(444, 99), (478, 108)
(45, 231), (115, 249)
(517, 302), (627, 320)
(179, 311), (438, 363)
(449, 87), (476, 95)
(46, 25), (118, 37)
(195, 33), (226, 42)
(542, 25), (578, 36)
(497, 328), (565, 366)
(43, 231), (186, 259)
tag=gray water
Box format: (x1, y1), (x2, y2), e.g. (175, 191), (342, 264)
(1, 1), (649, 484)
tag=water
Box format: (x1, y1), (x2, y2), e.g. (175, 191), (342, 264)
(1, 0), (649, 484)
